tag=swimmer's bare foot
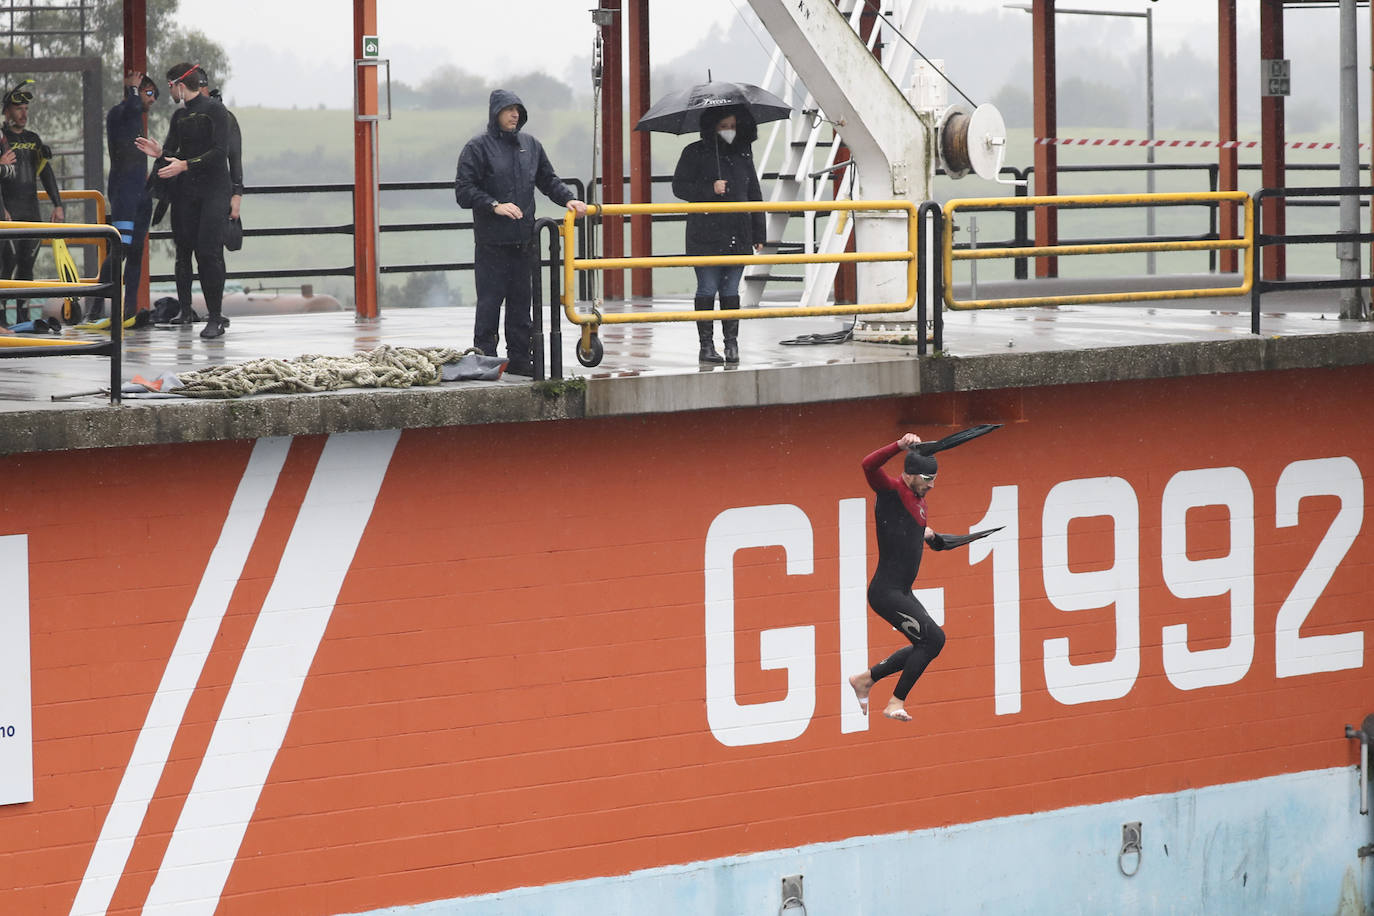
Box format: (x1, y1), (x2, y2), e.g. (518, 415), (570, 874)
(848, 671), (873, 715)
(882, 699), (911, 722)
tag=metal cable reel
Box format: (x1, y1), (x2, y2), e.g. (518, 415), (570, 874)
(937, 102), (1018, 185)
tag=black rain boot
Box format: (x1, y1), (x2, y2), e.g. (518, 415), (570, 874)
(720, 295), (741, 364)
(199, 312), (227, 339)
(695, 295), (723, 364)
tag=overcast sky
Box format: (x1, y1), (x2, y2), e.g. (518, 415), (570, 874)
(175, 0), (1271, 109)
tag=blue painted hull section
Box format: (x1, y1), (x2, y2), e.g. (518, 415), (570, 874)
(362, 767), (1370, 916)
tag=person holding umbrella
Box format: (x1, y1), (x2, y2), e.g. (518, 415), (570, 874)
(670, 106), (765, 365)
(639, 80), (789, 364)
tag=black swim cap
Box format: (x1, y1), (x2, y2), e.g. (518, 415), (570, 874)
(904, 450), (938, 476)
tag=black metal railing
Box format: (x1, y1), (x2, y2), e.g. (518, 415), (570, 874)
(0, 221), (123, 403)
(147, 177), (588, 288)
(531, 216), (565, 381)
(1250, 185), (1374, 333)
(917, 201), (943, 356)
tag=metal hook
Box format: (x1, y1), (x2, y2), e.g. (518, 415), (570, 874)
(1118, 822), (1143, 877)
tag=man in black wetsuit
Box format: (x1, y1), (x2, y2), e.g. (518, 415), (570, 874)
(849, 433), (947, 723)
(0, 80), (64, 323)
(135, 63), (232, 339)
(102, 70), (159, 320)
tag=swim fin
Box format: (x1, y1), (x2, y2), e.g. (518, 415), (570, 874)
(75, 315), (137, 331)
(928, 527), (1004, 551)
(51, 238), (83, 324)
(910, 423), (1002, 456)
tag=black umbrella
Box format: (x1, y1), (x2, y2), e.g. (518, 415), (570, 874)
(634, 80), (793, 135)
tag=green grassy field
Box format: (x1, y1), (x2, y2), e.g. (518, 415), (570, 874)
(129, 106), (1366, 309)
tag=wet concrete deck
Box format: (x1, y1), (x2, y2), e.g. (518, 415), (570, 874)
(1, 278), (1371, 455)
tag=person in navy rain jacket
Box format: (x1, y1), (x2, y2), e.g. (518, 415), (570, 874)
(455, 89), (585, 376)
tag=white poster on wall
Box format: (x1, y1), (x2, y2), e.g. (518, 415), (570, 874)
(0, 535), (31, 805)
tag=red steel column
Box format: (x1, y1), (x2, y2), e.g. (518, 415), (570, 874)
(1218, 0), (1238, 274)
(122, 0), (150, 312)
(1032, 0), (1058, 278)
(1259, 0), (1285, 280)
(626, 0), (652, 298)
(599, 0), (625, 300)
(352, 0), (380, 317)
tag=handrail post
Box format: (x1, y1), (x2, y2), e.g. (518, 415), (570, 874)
(917, 201), (944, 356)
(932, 205), (945, 353)
(916, 204), (928, 356)
(1012, 167), (1029, 280)
(528, 221), (546, 381)
(1207, 163), (1219, 274)
(542, 218), (565, 381)
(110, 230), (123, 405)
(1251, 189), (1266, 335)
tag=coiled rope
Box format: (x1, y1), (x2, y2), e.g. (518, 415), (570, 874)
(173, 344), (472, 399)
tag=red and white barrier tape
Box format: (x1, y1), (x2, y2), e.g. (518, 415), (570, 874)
(1036, 137), (1369, 150)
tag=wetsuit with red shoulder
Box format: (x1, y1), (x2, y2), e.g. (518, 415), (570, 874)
(861, 440), (946, 702)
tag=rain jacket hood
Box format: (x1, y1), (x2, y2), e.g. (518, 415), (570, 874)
(455, 90), (576, 245)
(488, 89), (528, 134)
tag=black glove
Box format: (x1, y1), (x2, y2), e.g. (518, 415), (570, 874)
(928, 527), (1004, 551)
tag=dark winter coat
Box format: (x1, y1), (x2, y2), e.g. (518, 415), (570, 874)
(671, 132), (765, 256)
(454, 89), (576, 246)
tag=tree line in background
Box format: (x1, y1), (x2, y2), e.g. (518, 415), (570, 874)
(3, 1), (1341, 153)
(3, 0), (229, 143)
(390, 67), (576, 114)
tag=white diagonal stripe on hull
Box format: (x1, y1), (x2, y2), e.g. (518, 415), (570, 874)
(142, 429), (400, 915)
(70, 437), (293, 916)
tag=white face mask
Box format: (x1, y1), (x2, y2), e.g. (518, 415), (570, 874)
(717, 128), (736, 145)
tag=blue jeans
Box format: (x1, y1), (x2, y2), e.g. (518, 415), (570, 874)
(694, 264), (744, 298)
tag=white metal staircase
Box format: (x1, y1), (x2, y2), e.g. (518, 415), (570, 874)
(743, 0), (931, 308)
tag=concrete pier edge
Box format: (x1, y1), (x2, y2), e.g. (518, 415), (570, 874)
(4, 331), (1370, 456)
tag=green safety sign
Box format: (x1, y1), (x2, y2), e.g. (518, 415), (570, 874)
(362, 35), (380, 59)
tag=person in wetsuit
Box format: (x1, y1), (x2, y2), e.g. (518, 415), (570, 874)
(0, 80), (64, 323)
(848, 433), (947, 723)
(135, 63), (232, 339)
(203, 86), (242, 228)
(101, 70), (159, 320)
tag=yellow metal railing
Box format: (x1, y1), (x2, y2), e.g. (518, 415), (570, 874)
(562, 200), (920, 330)
(0, 218), (109, 295)
(39, 189), (110, 269)
(942, 191), (1254, 310)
